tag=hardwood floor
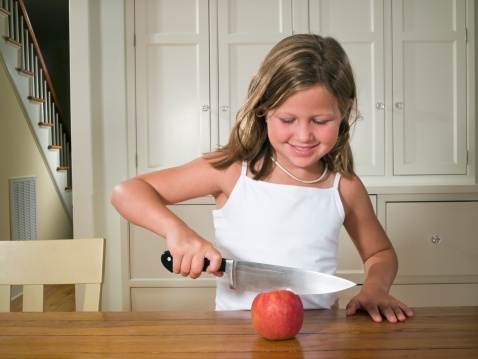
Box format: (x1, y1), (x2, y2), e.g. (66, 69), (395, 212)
(10, 284), (76, 312)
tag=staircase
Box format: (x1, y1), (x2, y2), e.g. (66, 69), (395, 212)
(0, 0), (72, 217)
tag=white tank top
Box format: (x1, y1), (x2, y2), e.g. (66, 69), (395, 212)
(212, 162), (345, 310)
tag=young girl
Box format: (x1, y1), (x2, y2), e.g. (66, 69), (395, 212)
(112, 34), (413, 323)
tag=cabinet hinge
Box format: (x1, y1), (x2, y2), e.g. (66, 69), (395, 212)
(465, 28), (468, 43)
(134, 34), (136, 47)
(135, 154), (138, 168)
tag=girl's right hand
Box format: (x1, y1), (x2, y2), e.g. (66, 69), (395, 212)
(165, 226), (223, 279)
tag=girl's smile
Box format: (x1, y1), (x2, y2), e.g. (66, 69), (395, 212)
(266, 84), (343, 180)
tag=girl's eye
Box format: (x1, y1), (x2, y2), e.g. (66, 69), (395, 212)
(280, 118), (294, 124)
(313, 120), (326, 125)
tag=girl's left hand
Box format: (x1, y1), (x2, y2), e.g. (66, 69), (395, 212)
(345, 288), (414, 323)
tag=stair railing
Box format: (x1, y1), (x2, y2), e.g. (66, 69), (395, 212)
(1, 0), (71, 190)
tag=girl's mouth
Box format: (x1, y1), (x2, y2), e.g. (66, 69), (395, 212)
(289, 144), (318, 155)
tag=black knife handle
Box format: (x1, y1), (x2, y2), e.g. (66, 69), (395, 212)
(161, 251), (227, 273)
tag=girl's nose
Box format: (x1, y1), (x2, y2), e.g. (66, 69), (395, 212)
(295, 122), (314, 142)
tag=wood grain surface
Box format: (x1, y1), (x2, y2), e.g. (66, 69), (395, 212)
(0, 307), (477, 358)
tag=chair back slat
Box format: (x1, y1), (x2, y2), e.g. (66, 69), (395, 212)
(0, 238), (105, 312)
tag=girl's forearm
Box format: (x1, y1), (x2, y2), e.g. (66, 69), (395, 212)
(361, 248), (398, 293)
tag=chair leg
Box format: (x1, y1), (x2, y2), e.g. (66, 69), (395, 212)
(0, 285), (11, 312)
(83, 283), (101, 311)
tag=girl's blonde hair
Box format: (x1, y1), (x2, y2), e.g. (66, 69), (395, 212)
(207, 34), (358, 179)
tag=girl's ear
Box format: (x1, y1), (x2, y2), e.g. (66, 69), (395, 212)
(347, 99), (354, 110)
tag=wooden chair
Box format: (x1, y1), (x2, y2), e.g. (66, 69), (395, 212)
(0, 238), (105, 312)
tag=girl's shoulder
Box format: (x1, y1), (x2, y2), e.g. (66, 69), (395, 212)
(337, 173), (370, 216)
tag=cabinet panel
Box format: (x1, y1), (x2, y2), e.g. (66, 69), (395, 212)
(386, 201), (478, 282)
(392, 0), (467, 175)
(309, 0), (385, 176)
(135, 0), (210, 174)
(227, 0), (289, 34)
(132, 287), (216, 311)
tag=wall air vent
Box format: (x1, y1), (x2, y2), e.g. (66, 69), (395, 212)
(9, 176), (38, 241)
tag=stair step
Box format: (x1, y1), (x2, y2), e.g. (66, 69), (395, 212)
(0, 7), (11, 16)
(4, 36), (21, 47)
(57, 166), (69, 171)
(38, 121), (53, 127)
(16, 67), (34, 76)
(48, 145), (62, 150)
(29, 96), (45, 103)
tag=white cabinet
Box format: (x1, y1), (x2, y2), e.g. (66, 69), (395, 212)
(134, 0), (474, 179)
(123, 0), (477, 311)
(134, 0), (299, 175)
(309, 0), (471, 179)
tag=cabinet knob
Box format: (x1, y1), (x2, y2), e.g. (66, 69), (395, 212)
(376, 102), (385, 110)
(220, 105), (229, 112)
(431, 235), (442, 244)
(201, 104), (210, 112)
(395, 101), (404, 109)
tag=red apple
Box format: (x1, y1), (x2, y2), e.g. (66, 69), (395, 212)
(251, 289), (304, 340)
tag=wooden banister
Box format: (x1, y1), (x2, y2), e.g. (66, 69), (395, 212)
(16, 0), (70, 141)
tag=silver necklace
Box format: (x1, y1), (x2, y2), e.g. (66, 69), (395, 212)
(271, 157), (328, 184)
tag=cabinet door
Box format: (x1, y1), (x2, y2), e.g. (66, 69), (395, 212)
(392, 0), (467, 175)
(309, 0), (385, 176)
(135, 0), (210, 174)
(216, 0), (294, 146)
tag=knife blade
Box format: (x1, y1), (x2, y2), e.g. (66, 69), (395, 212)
(161, 251), (356, 294)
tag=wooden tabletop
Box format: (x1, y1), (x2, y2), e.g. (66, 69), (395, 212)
(0, 307), (477, 358)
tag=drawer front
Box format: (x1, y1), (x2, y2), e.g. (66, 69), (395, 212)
(131, 287), (216, 311)
(386, 201), (478, 283)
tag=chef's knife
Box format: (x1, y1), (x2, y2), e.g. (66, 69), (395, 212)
(161, 251), (356, 294)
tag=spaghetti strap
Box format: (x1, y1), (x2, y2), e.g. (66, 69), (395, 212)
(333, 173), (341, 189)
(241, 161), (248, 176)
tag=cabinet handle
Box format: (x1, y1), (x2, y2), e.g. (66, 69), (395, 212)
(376, 102), (384, 110)
(431, 235), (442, 244)
(201, 104), (210, 112)
(395, 101), (404, 109)
(220, 105), (229, 112)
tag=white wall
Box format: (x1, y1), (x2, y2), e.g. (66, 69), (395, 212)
(69, 0), (128, 311)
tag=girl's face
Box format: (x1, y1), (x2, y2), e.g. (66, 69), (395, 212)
(266, 84), (343, 177)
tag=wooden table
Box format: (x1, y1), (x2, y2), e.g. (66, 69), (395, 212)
(0, 307), (477, 358)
